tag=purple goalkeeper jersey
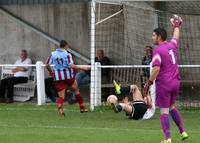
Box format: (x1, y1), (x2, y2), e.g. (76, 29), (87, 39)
(152, 38), (180, 84)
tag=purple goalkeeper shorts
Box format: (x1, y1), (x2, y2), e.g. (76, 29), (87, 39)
(156, 80), (180, 108)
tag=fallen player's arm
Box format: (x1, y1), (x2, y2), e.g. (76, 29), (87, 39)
(144, 66), (160, 97)
(144, 94), (152, 108)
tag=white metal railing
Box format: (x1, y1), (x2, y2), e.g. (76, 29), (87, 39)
(100, 65), (200, 68)
(92, 64), (200, 108)
(36, 61), (46, 105)
(0, 62), (101, 107)
(1, 62), (199, 108)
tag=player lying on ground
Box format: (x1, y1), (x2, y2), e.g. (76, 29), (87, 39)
(111, 80), (154, 120)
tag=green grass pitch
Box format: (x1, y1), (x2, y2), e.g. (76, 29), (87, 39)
(0, 103), (199, 143)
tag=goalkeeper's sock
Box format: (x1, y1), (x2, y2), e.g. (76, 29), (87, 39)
(160, 114), (171, 140)
(170, 108), (185, 133)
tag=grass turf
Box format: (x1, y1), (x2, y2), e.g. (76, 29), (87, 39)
(0, 103), (199, 143)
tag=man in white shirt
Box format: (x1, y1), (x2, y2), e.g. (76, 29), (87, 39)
(0, 49), (32, 103)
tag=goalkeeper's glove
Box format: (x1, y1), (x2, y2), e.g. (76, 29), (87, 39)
(143, 80), (153, 97)
(170, 14), (182, 28)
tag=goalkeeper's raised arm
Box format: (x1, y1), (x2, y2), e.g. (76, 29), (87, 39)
(171, 14), (182, 40)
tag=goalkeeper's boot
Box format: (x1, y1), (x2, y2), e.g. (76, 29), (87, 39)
(58, 107), (65, 117)
(181, 131), (189, 141)
(161, 138), (171, 143)
(111, 103), (123, 113)
(113, 80), (121, 94)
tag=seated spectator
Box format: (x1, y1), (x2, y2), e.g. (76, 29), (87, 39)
(0, 49), (32, 103)
(75, 49), (110, 87)
(44, 65), (75, 104)
(44, 76), (76, 104)
(45, 77), (57, 103)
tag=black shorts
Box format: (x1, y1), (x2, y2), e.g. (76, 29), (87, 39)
(129, 101), (148, 120)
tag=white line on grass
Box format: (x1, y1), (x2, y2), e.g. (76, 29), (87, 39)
(0, 124), (199, 134)
(0, 107), (199, 114)
(0, 107), (79, 112)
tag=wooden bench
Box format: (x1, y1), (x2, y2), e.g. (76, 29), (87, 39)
(101, 67), (200, 88)
(101, 68), (144, 89)
(1, 66), (36, 102)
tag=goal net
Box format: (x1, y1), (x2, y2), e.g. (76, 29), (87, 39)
(94, 1), (200, 107)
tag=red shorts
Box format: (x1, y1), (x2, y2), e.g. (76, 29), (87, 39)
(54, 78), (75, 92)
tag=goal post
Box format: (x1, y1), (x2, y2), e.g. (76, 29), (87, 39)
(36, 61), (46, 105)
(92, 1), (200, 108)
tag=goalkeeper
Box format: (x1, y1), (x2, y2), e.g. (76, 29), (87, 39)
(143, 15), (188, 143)
(112, 80), (153, 120)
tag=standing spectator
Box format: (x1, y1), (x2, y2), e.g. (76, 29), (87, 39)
(46, 40), (89, 116)
(75, 49), (110, 87)
(141, 46), (153, 93)
(144, 15), (188, 143)
(0, 49), (32, 103)
(142, 46), (153, 79)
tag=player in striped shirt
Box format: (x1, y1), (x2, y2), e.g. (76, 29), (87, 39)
(46, 40), (89, 116)
(144, 15), (188, 143)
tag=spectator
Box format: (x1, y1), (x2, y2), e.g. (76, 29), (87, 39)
(0, 49), (32, 103)
(75, 49), (110, 87)
(142, 46), (153, 78)
(141, 46), (153, 92)
(45, 77), (57, 103)
(44, 76), (76, 104)
(44, 56), (58, 103)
